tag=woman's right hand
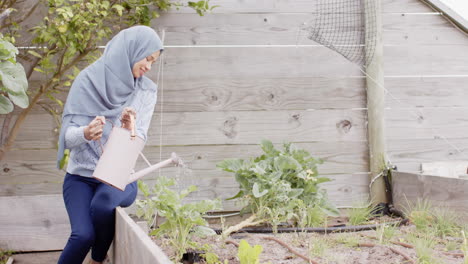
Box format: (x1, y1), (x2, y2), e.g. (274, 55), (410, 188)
(84, 116), (106, 141)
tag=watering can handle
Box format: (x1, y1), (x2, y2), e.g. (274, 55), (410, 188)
(96, 116), (136, 155)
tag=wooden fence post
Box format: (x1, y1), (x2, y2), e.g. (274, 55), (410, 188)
(365, 0), (388, 205)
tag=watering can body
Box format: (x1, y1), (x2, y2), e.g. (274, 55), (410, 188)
(93, 126), (145, 191)
(93, 126), (181, 191)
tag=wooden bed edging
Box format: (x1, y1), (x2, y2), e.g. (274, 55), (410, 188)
(113, 207), (172, 264)
(392, 171), (468, 220)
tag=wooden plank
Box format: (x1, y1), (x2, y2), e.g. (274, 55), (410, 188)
(0, 142), (369, 184)
(387, 138), (468, 173)
(164, 0), (320, 14)
(421, 161), (468, 178)
(25, 44), (468, 83)
(383, 13), (468, 46)
(114, 207), (171, 264)
(392, 171), (468, 220)
(154, 13), (467, 46)
(384, 45), (468, 76)
(385, 108), (468, 140)
(10, 252), (61, 264)
(24, 46), (360, 82)
(0, 173), (370, 211)
(13, 76), (367, 114)
(2, 109), (367, 149)
(385, 77), (468, 108)
(161, 0), (433, 14)
(154, 13), (364, 46)
(424, 0), (468, 33)
(0, 195), (69, 251)
(382, 0), (434, 13)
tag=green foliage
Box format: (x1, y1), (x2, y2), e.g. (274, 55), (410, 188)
(217, 140), (338, 230)
(119, 0), (217, 25)
(462, 230), (468, 264)
(238, 240), (264, 264)
(405, 199), (434, 231)
(375, 223), (398, 244)
(405, 199), (462, 238)
(0, 35), (28, 113)
(0, 249), (14, 264)
(432, 208), (460, 238)
(1, 0), (216, 165)
(348, 202), (374, 226)
(408, 233), (440, 264)
(335, 233), (360, 248)
(308, 236), (331, 257)
(136, 177), (221, 262)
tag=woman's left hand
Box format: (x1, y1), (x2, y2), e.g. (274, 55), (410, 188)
(120, 107), (136, 130)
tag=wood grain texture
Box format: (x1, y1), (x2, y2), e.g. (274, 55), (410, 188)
(385, 77), (468, 108)
(13, 76), (367, 114)
(385, 108), (468, 140)
(0, 195), (69, 251)
(0, 142), (368, 183)
(0, 109), (367, 149)
(114, 207), (172, 264)
(387, 138), (468, 173)
(392, 171), (468, 220)
(160, 0), (433, 14)
(0, 172), (370, 211)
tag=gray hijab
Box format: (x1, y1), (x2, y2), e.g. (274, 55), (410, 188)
(57, 25), (164, 168)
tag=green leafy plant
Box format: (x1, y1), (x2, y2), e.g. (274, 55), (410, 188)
(348, 201), (375, 226)
(408, 233), (440, 264)
(375, 223), (398, 244)
(238, 240), (264, 264)
(308, 236), (332, 257)
(218, 140), (338, 235)
(404, 198), (434, 231)
(335, 233), (360, 248)
(432, 208), (460, 238)
(0, 35), (28, 114)
(404, 198), (462, 238)
(0, 0), (217, 161)
(136, 177), (221, 262)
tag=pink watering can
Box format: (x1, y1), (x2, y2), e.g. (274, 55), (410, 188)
(93, 115), (181, 191)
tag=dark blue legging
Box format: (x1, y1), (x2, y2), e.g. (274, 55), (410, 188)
(58, 173), (137, 264)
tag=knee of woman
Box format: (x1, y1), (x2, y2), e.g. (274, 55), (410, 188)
(72, 230), (95, 246)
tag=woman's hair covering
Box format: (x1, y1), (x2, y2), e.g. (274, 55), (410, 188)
(56, 26), (164, 168)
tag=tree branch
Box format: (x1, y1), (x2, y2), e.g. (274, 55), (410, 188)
(0, 48), (94, 161)
(0, 0), (40, 30)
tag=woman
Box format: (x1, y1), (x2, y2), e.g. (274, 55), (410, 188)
(56, 25), (163, 264)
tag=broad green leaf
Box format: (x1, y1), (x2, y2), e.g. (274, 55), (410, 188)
(27, 50), (43, 58)
(7, 90), (29, 108)
(217, 158), (244, 172)
(192, 225), (216, 237)
(238, 240), (263, 264)
(289, 188), (304, 198)
(274, 156), (301, 171)
(260, 139), (278, 156)
(252, 182), (268, 198)
(0, 94), (13, 114)
(0, 39), (17, 60)
(0, 61), (28, 95)
(226, 190), (244, 201)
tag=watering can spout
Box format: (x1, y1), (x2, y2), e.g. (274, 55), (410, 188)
(127, 152), (182, 184)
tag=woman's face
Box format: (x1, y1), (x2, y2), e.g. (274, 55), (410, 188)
(132, 50), (161, 78)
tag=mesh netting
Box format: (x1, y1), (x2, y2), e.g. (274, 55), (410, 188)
(304, 0), (377, 67)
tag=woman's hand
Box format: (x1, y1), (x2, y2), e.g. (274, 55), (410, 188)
(120, 107), (136, 130)
(84, 116), (106, 141)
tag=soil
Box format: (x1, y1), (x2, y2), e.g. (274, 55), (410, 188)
(152, 221), (466, 264)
